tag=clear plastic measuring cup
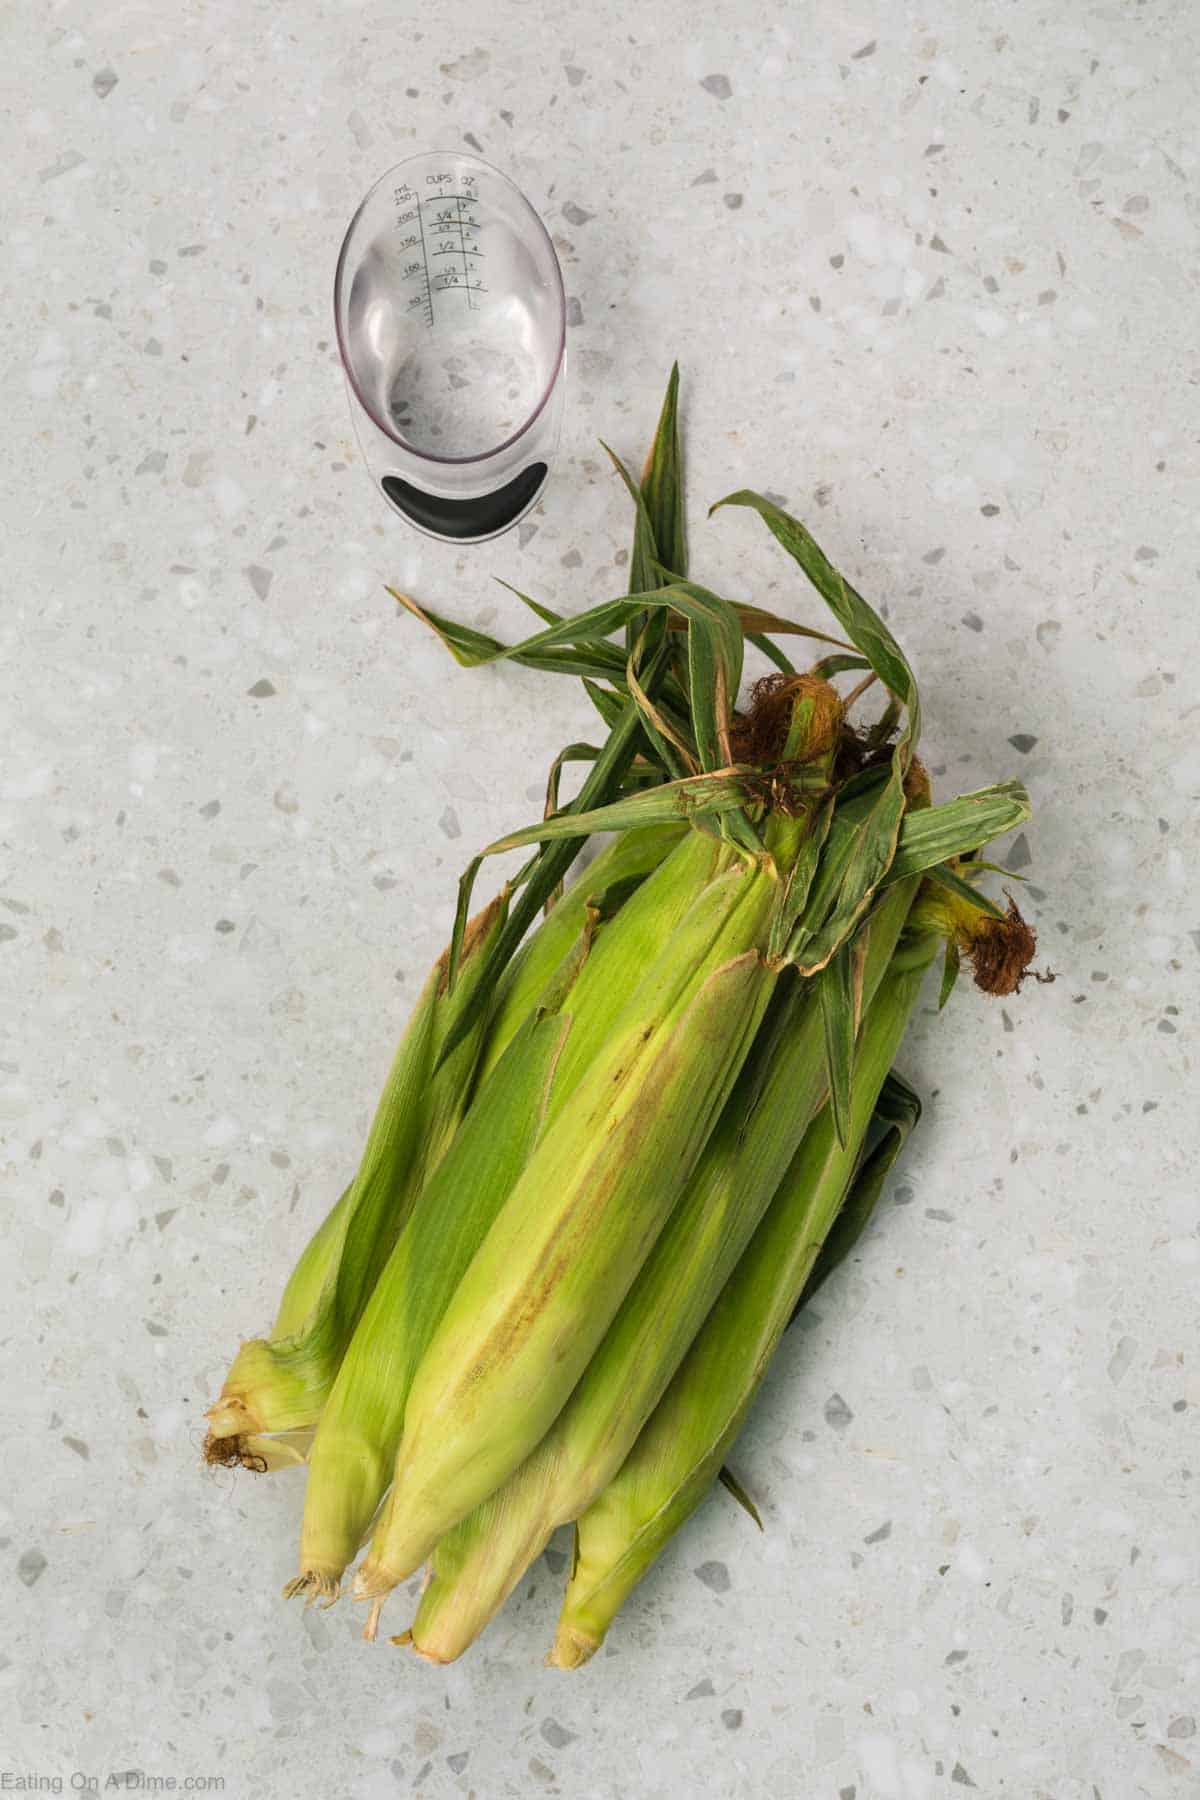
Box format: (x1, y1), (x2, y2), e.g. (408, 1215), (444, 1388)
(335, 152), (566, 543)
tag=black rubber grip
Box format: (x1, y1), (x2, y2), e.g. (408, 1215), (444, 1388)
(381, 463), (547, 541)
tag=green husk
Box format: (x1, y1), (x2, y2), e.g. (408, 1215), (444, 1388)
(355, 837), (798, 1599)
(290, 827), (730, 1596)
(474, 821), (687, 1086)
(269, 1183), (355, 1341)
(405, 876), (919, 1662)
(204, 1184), (355, 1466)
(550, 925), (941, 1667)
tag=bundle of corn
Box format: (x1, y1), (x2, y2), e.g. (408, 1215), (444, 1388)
(204, 368), (1041, 1663)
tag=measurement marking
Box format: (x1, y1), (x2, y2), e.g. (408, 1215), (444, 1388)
(434, 197), (477, 309)
(414, 195), (434, 327)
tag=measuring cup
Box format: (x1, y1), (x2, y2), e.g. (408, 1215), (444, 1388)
(335, 152), (566, 543)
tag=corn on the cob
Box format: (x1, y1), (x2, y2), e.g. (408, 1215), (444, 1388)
(549, 923), (942, 1667)
(355, 827), (807, 1599)
(405, 873), (919, 1660)
(201, 1182), (354, 1472)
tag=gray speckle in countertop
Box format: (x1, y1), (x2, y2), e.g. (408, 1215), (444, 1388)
(824, 1391), (854, 1430)
(17, 1550), (48, 1588)
(540, 1718), (576, 1749)
(244, 563), (273, 599)
(694, 1560), (731, 1594)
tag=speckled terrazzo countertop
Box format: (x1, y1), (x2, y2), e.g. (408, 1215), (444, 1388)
(5, 3), (1198, 1796)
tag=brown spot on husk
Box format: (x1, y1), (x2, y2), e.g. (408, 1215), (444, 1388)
(436, 889), (507, 993)
(965, 897), (1040, 996)
(903, 755), (931, 806)
(740, 768), (810, 818)
(203, 1430), (268, 1474)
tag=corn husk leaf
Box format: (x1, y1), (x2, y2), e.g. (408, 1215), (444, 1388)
(494, 579), (564, 630)
(625, 636), (698, 779)
(886, 782), (1031, 886)
(939, 938), (962, 1009)
(477, 823), (687, 1087)
(556, 457), (745, 776)
(783, 776), (899, 974)
(447, 755), (832, 982)
(543, 743), (602, 818)
(770, 791), (835, 957)
(799, 1066), (922, 1306)
(634, 362), (685, 590)
(819, 940), (856, 1149)
(922, 862), (1008, 923)
(811, 652), (874, 681)
(746, 630), (796, 675)
(661, 591), (856, 656)
(710, 490), (922, 745)
(389, 587), (629, 683)
(716, 1464), (764, 1529)
(791, 774), (906, 976)
(581, 679), (626, 732)
(269, 1184), (354, 1342)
